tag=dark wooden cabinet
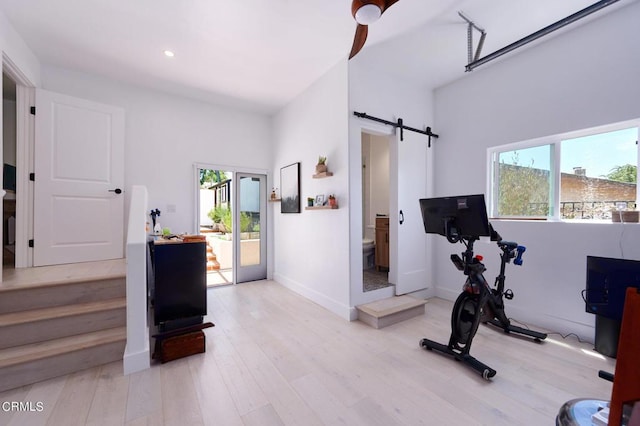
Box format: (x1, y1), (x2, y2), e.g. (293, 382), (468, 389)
(148, 239), (207, 332)
(375, 217), (389, 271)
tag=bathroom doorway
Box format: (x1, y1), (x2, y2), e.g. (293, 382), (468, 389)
(361, 132), (392, 292)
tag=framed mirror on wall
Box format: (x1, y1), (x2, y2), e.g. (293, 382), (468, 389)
(280, 162), (300, 213)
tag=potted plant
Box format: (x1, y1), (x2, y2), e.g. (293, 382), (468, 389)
(307, 197), (315, 207)
(328, 194), (337, 207)
(316, 156), (327, 174)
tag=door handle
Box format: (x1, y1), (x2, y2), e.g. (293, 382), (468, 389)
(108, 188), (123, 194)
(399, 210), (404, 225)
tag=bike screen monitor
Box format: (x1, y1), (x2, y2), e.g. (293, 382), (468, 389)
(419, 194), (491, 240)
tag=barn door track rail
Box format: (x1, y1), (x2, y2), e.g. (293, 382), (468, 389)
(353, 111), (439, 147)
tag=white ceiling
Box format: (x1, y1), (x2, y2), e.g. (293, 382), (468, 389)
(0, 0), (631, 113)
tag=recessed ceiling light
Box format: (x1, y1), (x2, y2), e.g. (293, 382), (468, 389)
(164, 50), (175, 58)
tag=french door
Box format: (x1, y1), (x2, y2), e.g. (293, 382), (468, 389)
(235, 173), (267, 283)
(196, 166), (267, 284)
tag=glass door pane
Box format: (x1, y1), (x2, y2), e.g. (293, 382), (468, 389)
(236, 173), (266, 282)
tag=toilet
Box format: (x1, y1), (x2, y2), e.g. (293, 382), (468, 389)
(363, 238), (375, 269)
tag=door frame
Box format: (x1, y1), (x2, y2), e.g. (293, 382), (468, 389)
(351, 122), (398, 300)
(3, 53), (36, 271)
(352, 120), (432, 300)
(193, 163), (270, 285)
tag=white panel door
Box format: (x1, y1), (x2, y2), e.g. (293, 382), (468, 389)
(390, 129), (430, 295)
(34, 89), (125, 266)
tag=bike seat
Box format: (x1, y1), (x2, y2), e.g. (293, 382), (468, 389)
(498, 241), (518, 249)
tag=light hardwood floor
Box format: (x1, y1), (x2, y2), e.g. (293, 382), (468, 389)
(0, 280), (614, 426)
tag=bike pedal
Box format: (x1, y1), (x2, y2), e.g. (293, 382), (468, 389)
(504, 289), (514, 300)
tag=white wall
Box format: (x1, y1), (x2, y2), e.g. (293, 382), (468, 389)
(432, 1), (640, 340)
(348, 49), (435, 308)
(41, 65), (272, 236)
(272, 60), (351, 318)
(0, 10), (41, 87)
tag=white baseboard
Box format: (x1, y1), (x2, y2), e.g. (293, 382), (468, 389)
(273, 273), (352, 321)
(123, 345), (150, 375)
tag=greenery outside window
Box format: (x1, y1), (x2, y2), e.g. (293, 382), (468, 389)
(489, 121), (638, 221)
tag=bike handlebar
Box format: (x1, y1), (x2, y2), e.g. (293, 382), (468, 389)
(497, 241), (526, 266)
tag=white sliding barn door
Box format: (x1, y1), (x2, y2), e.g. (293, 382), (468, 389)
(390, 128), (430, 295)
(34, 89), (125, 266)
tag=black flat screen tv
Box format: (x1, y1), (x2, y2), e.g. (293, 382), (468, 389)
(585, 256), (640, 321)
(419, 194), (491, 239)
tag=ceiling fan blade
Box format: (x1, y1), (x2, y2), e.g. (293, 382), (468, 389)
(349, 23), (368, 59)
(382, 0), (399, 14)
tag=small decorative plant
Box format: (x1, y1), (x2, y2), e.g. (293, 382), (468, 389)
(316, 156), (328, 174)
(307, 197), (315, 207)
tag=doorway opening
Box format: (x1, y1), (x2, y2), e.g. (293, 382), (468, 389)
(361, 131), (393, 292)
(2, 71), (17, 270)
(197, 167), (267, 286)
(198, 168), (233, 286)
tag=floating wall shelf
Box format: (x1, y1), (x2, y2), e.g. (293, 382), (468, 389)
(312, 172), (333, 179)
(305, 205), (339, 210)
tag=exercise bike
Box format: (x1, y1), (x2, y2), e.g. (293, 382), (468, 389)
(418, 194), (547, 380)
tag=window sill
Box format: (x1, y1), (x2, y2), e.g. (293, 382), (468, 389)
(491, 217), (638, 224)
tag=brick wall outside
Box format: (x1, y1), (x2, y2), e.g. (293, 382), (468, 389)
(498, 164), (636, 218)
(560, 173), (636, 219)
(561, 173), (635, 202)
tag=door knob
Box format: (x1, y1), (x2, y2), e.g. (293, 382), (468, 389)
(399, 210), (404, 225)
(108, 188), (123, 194)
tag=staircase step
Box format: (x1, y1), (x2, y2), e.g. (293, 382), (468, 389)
(0, 276), (125, 315)
(0, 298), (126, 349)
(356, 296), (427, 329)
(0, 327), (126, 393)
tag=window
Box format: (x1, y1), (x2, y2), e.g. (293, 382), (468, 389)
(489, 122), (638, 220)
(493, 145), (553, 218)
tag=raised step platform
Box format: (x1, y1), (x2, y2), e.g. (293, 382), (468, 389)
(0, 259), (127, 392)
(356, 295), (427, 329)
(0, 259), (126, 314)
